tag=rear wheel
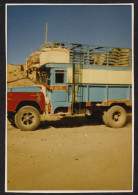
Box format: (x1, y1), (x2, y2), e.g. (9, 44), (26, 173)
(106, 106), (127, 128)
(15, 106), (40, 131)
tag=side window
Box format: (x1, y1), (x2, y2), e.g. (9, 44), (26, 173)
(55, 70), (64, 83)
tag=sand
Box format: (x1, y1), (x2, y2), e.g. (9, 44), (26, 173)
(7, 64), (26, 83)
(7, 115), (132, 191)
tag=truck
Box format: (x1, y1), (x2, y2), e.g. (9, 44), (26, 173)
(7, 42), (132, 131)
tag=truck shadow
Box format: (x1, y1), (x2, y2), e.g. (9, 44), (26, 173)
(39, 114), (132, 129)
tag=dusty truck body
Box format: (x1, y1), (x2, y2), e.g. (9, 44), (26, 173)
(7, 42), (132, 131)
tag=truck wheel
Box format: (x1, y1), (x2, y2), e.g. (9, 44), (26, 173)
(106, 106), (127, 128)
(15, 106), (40, 131)
(102, 111), (109, 126)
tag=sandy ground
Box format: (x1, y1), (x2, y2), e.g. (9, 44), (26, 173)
(7, 114), (132, 192)
(7, 78), (133, 192)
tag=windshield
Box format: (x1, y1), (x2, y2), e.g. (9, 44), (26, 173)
(36, 68), (50, 85)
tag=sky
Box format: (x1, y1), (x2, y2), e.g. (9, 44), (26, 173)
(7, 4), (132, 65)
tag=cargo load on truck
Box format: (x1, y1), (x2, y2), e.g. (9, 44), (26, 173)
(26, 43), (70, 69)
(26, 42), (132, 69)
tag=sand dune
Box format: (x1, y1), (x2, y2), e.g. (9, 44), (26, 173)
(7, 64), (36, 87)
(7, 64), (27, 83)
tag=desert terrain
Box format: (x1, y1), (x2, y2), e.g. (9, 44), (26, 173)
(7, 113), (132, 192)
(7, 65), (133, 191)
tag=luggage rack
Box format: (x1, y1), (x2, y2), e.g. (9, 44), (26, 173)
(37, 41), (132, 67)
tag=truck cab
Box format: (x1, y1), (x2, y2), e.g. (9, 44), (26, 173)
(37, 64), (71, 114)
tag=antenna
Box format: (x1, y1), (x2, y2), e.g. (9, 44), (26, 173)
(45, 23), (48, 43)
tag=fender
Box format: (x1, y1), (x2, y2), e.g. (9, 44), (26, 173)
(7, 86), (45, 112)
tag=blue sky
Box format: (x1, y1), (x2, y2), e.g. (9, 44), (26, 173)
(7, 4), (132, 65)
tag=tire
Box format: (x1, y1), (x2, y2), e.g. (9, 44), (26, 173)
(102, 111), (109, 126)
(7, 112), (16, 126)
(15, 106), (40, 131)
(106, 106), (127, 128)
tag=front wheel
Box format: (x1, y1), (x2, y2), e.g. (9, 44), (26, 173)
(15, 106), (40, 131)
(106, 106), (127, 128)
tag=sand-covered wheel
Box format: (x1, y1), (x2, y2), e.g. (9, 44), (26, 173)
(106, 106), (127, 128)
(15, 106), (40, 131)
